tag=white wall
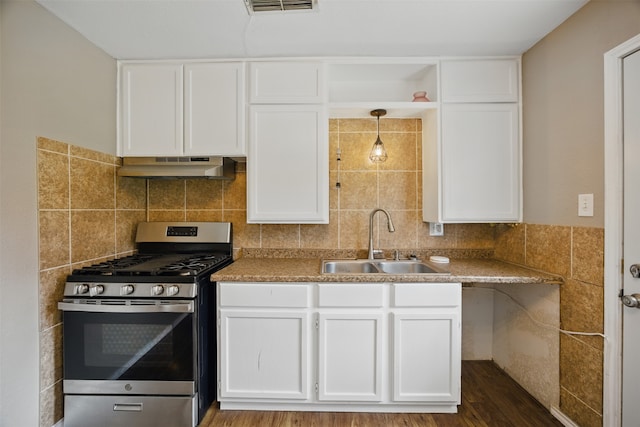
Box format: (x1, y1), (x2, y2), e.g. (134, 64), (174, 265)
(0, 1), (115, 425)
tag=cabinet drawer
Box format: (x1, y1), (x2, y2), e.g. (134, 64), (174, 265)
(318, 283), (384, 307)
(393, 283), (460, 307)
(219, 282), (310, 308)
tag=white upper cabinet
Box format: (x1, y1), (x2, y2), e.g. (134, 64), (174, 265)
(424, 57), (522, 223)
(440, 59), (519, 103)
(249, 62), (324, 104)
(120, 63), (183, 157)
(247, 104), (328, 223)
(184, 62), (246, 156)
(247, 61), (329, 224)
(118, 61), (246, 157)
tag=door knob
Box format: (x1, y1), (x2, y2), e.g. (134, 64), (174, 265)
(631, 264), (640, 278)
(622, 293), (640, 308)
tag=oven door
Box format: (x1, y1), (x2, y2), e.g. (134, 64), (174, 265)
(59, 299), (196, 396)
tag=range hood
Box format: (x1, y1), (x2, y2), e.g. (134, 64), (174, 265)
(118, 157), (235, 179)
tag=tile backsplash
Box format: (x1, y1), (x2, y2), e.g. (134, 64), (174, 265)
(147, 118), (497, 256)
(36, 137), (146, 427)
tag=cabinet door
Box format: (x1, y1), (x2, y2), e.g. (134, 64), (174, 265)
(249, 62), (324, 104)
(247, 105), (329, 223)
(120, 63), (183, 156)
(219, 310), (309, 400)
(184, 63), (246, 156)
(440, 103), (520, 222)
(317, 313), (383, 402)
(392, 311), (461, 403)
(441, 59), (519, 103)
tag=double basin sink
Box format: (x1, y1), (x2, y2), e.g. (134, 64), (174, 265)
(322, 259), (450, 275)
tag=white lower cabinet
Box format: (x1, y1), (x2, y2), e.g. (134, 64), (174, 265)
(392, 283), (462, 404)
(318, 312), (384, 401)
(217, 281), (461, 412)
(219, 310), (309, 400)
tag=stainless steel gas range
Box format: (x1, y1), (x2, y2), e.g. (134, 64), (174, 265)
(58, 222), (233, 427)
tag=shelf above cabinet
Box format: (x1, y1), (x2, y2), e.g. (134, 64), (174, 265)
(327, 61), (438, 119)
(329, 102), (438, 119)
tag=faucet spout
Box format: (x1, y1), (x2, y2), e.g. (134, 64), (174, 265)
(368, 208), (395, 260)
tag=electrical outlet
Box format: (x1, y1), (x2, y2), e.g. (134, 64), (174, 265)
(429, 222), (444, 236)
(578, 193), (594, 217)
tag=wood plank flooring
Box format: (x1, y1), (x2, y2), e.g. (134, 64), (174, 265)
(199, 361), (563, 427)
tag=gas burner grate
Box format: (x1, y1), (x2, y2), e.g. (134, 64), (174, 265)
(156, 254), (231, 276)
(70, 253), (232, 277)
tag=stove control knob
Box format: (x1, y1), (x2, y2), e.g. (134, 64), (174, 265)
(151, 285), (165, 296)
(167, 285), (180, 297)
(89, 285), (104, 296)
(120, 284), (135, 296)
(75, 284), (89, 295)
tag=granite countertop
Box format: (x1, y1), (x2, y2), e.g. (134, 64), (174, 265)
(211, 257), (562, 285)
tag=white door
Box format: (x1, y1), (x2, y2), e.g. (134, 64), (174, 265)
(622, 48), (640, 426)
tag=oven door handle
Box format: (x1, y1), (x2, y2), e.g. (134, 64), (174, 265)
(58, 301), (195, 314)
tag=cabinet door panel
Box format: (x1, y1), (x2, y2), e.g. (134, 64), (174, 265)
(219, 311), (309, 399)
(318, 313), (383, 401)
(120, 63), (183, 156)
(185, 63), (245, 156)
(392, 312), (461, 402)
(441, 59), (518, 103)
(440, 103), (520, 222)
(250, 62), (324, 103)
(247, 105), (328, 223)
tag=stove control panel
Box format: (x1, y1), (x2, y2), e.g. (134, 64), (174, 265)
(64, 282), (197, 299)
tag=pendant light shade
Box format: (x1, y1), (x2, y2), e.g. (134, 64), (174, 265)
(369, 109), (388, 163)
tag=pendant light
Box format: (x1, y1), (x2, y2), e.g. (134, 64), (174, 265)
(369, 109), (388, 163)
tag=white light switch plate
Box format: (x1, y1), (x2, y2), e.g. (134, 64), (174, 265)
(578, 194), (594, 217)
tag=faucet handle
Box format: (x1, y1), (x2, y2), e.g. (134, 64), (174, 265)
(372, 249), (384, 259)
(393, 250), (400, 261)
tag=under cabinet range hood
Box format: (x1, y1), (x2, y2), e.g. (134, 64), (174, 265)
(118, 156), (236, 179)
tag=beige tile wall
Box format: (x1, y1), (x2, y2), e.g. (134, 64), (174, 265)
(149, 118), (496, 256)
(494, 223), (604, 427)
(36, 137), (146, 427)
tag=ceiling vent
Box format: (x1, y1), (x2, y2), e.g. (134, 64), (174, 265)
(244, 0), (316, 14)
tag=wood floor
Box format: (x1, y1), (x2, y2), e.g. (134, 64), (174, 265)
(199, 361), (563, 427)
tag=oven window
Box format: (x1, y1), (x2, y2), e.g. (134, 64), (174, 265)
(63, 311), (194, 381)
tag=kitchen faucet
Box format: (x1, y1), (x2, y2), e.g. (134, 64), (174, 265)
(368, 208), (395, 260)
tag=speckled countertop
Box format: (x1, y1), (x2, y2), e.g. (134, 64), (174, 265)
(211, 257), (562, 285)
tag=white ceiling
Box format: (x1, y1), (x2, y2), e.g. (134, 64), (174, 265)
(35, 0), (589, 60)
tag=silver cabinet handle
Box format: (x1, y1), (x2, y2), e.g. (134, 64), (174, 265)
(631, 264), (640, 278)
(113, 403), (143, 412)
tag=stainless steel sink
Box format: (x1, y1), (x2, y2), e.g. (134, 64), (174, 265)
(322, 260), (381, 274)
(321, 259), (450, 275)
(375, 260), (446, 274)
